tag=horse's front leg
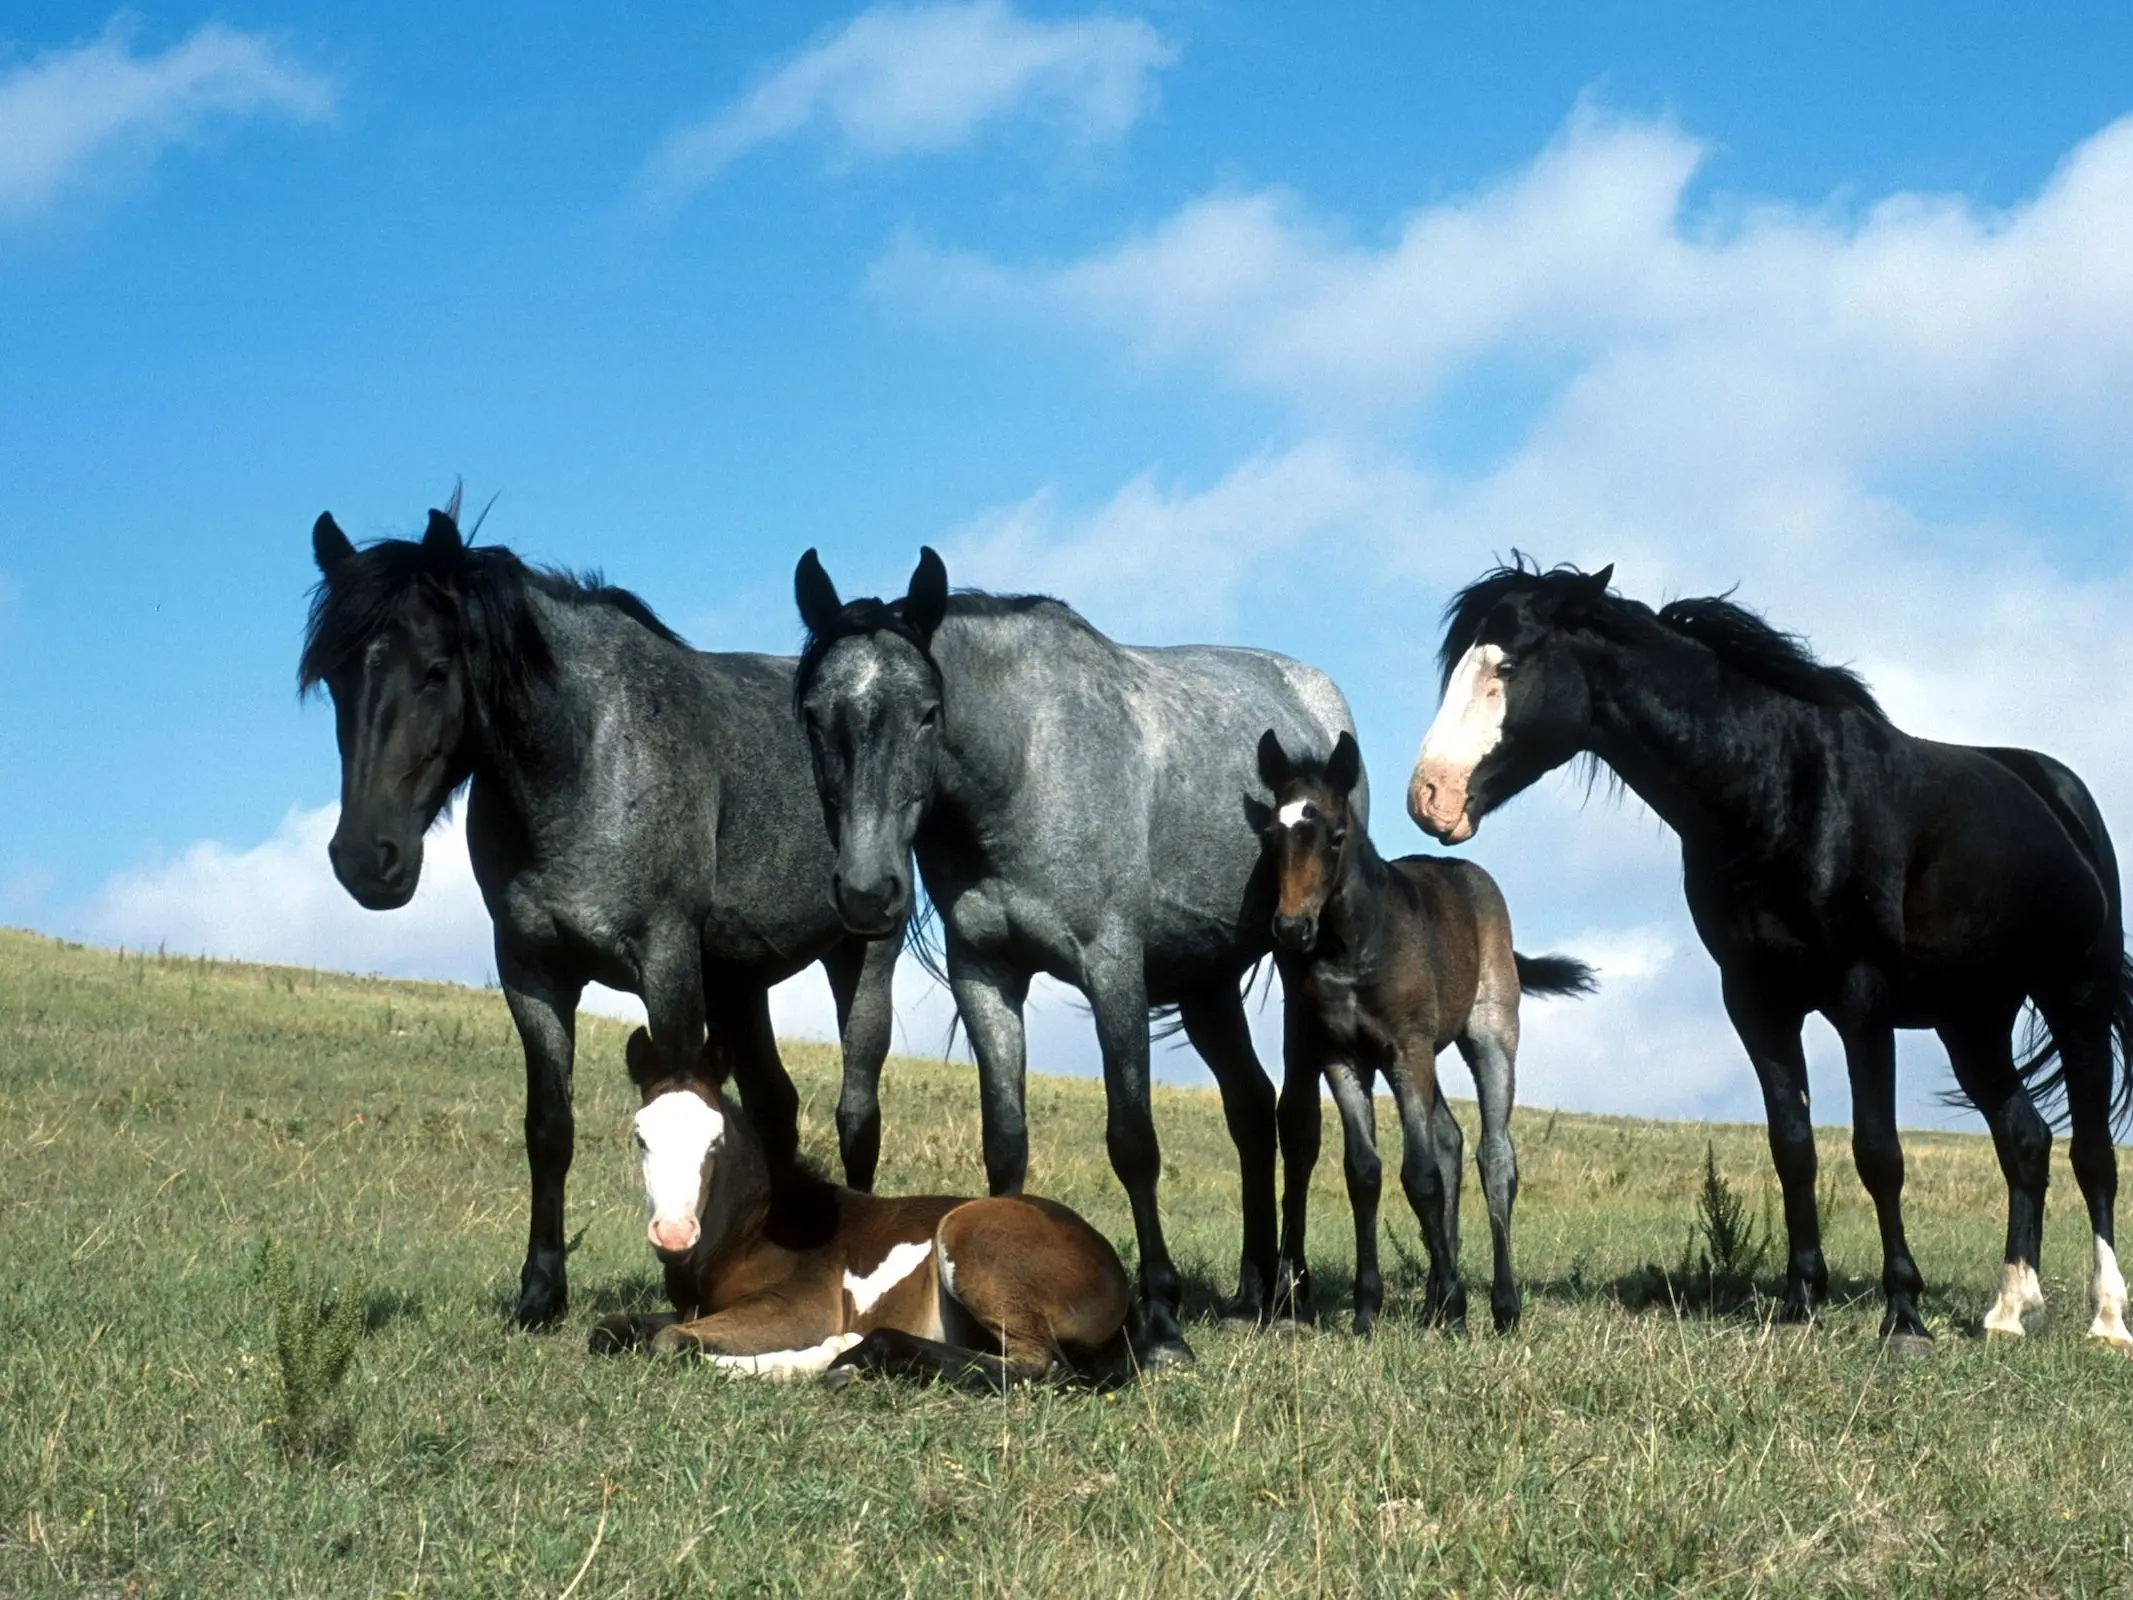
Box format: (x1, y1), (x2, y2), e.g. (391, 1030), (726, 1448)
(1085, 949), (1191, 1364)
(1831, 974), (1928, 1344)
(499, 949), (584, 1328)
(1722, 972), (1825, 1323)
(1387, 1045), (1466, 1331)
(1322, 1057), (1383, 1336)
(650, 1297), (858, 1380)
(947, 945), (1033, 1197)
(1274, 989), (1323, 1321)
(823, 932), (899, 1191)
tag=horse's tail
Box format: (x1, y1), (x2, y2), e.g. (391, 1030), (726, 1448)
(1979, 746), (2133, 1134)
(1514, 952), (1598, 998)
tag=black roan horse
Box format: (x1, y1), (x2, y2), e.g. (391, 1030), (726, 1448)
(1408, 561), (2133, 1350)
(300, 496), (901, 1327)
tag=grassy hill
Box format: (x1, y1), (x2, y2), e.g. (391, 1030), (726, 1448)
(2, 926), (2129, 1596)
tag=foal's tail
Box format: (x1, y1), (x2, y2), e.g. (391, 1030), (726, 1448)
(1514, 952), (1598, 998)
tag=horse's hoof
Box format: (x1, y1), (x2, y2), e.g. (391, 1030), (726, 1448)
(1217, 1294), (1269, 1331)
(650, 1325), (698, 1357)
(1264, 1311), (1313, 1339)
(1139, 1337), (1195, 1373)
(1882, 1332), (1935, 1361)
(820, 1364), (861, 1393)
(587, 1314), (639, 1356)
(1351, 1313), (1377, 1340)
(515, 1286), (567, 1330)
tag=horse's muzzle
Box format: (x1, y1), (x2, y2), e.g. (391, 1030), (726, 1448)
(328, 834), (419, 910)
(831, 871), (906, 938)
(1271, 912), (1319, 953)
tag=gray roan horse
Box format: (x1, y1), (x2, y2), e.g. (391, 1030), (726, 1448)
(792, 547), (1364, 1360)
(301, 496), (900, 1327)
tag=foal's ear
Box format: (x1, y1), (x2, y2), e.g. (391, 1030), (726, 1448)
(794, 548), (843, 637)
(624, 1027), (658, 1083)
(312, 512), (355, 579)
(1256, 728), (1291, 792)
(904, 546), (949, 645)
(423, 507), (463, 558)
(1575, 564), (1614, 604)
(1326, 730), (1362, 797)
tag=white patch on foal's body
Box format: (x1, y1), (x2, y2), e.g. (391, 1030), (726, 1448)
(2090, 1235), (2132, 1349)
(1981, 1260), (2046, 1337)
(1276, 800), (1312, 829)
(708, 1332), (863, 1382)
(635, 1090), (725, 1250)
(843, 1239), (933, 1315)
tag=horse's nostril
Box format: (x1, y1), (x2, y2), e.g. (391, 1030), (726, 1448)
(376, 839), (401, 879)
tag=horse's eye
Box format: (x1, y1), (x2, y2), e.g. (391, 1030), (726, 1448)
(918, 704), (941, 731)
(422, 661), (451, 690)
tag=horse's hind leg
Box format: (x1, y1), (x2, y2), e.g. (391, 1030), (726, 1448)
(1178, 984), (1280, 1324)
(1322, 1059), (1384, 1335)
(1940, 1009), (2050, 1338)
(2038, 1000), (2130, 1350)
(826, 1328), (1022, 1393)
(1457, 1020), (1520, 1332)
(823, 935), (898, 1192)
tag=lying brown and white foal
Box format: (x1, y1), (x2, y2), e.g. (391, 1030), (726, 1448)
(590, 1030), (1141, 1390)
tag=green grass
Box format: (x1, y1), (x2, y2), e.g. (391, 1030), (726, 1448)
(3, 926), (2131, 1597)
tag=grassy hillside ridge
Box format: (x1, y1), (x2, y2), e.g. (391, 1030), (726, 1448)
(3, 927), (2129, 1596)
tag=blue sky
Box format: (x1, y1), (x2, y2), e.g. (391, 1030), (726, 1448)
(6, 2), (2133, 1128)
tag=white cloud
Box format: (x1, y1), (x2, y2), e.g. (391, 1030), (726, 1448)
(0, 21), (333, 222)
(640, 0), (1173, 203)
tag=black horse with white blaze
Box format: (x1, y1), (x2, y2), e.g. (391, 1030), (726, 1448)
(1408, 560), (2133, 1350)
(300, 496), (900, 1327)
(791, 548), (1365, 1362)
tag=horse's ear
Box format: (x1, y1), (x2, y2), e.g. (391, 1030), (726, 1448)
(905, 546), (948, 645)
(1327, 730), (1362, 797)
(423, 507), (463, 558)
(1577, 564), (1614, 602)
(312, 512), (354, 579)
(794, 549), (843, 637)
(1257, 728), (1291, 792)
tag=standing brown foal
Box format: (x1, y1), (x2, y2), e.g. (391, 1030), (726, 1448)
(1258, 731), (1593, 1334)
(590, 1031), (1141, 1390)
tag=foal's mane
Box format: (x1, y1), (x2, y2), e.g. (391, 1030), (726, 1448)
(1440, 558), (1885, 720)
(298, 506), (683, 716)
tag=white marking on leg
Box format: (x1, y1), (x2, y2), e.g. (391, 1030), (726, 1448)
(844, 1238), (933, 1315)
(1982, 1259), (2045, 1337)
(635, 1090), (725, 1253)
(2089, 1236), (2131, 1349)
(708, 1332), (864, 1382)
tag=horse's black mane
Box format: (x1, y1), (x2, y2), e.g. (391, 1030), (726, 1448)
(298, 515), (683, 714)
(1439, 557), (1884, 720)
(794, 587), (1094, 707)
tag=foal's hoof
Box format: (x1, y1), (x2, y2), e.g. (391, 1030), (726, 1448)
(587, 1314), (641, 1356)
(1881, 1332), (1935, 1362)
(1138, 1336), (1196, 1373)
(820, 1364), (861, 1394)
(649, 1325), (699, 1357)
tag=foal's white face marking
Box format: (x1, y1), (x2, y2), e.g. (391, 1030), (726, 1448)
(1276, 800), (1312, 829)
(708, 1332), (864, 1382)
(844, 1239), (934, 1315)
(635, 1089), (725, 1254)
(2090, 1235), (2132, 1349)
(1981, 1260), (2046, 1337)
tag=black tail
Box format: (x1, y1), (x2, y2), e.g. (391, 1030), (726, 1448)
(1514, 952), (1597, 997)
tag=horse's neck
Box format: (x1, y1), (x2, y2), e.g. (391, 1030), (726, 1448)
(928, 614), (1052, 822)
(1581, 633), (1825, 854)
(1317, 831), (1395, 959)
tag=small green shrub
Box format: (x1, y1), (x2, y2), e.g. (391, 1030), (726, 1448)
(255, 1239), (365, 1463)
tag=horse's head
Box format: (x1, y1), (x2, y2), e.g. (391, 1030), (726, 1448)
(790, 547), (947, 937)
(625, 1029), (729, 1259)
(301, 502), (499, 910)
(1409, 562), (1612, 844)
(1257, 729), (1362, 953)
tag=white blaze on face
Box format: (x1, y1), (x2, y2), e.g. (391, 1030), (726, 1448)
(844, 1239), (934, 1316)
(2091, 1235), (2132, 1349)
(1981, 1259), (2046, 1337)
(1410, 644), (1507, 842)
(635, 1089), (724, 1255)
(1276, 800), (1312, 829)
